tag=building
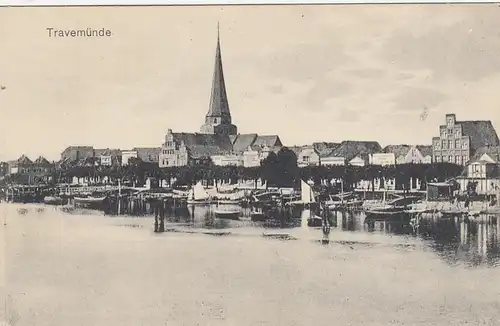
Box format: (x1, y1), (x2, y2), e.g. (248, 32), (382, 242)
(432, 113), (500, 165)
(60, 146), (95, 161)
(369, 153), (395, 166)
(382, 144), (433, 164)
(121, 150), (138, 166)
(329, 141), (382, 166)
(295, 146), (320, 167)
(134, 147), (161, 164)
(6, 155), (54, 184)
(159, 27), (282, 168)
(456, 158), (500, 195)
(93, 148), (122, 166)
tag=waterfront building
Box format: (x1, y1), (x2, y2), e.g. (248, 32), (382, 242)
(5, 155), (54, 184)
(60, 146), (95, 161)
(381, 145), (433, 164)
(159, 27), (282, 168)
(134, 147), (161, 164)
(121, 150), (138, 166)
(432, 113), (499, 165)
(295, 146), (321, 167)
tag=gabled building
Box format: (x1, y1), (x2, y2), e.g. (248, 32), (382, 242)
(60, 146), (95, 161)
(382, 144), (433, 164)
(134, 147), (161, 164)
(432, 113), (500, 165)
(159, 26), (282, 168)
(325, 140), (382, 166)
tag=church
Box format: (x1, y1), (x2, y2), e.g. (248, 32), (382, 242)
(159, 27), (283, 168)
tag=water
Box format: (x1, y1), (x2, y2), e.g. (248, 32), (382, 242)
(2, 202), (500, 325)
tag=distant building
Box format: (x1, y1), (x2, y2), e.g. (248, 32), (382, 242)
(159, 27), (282, 168)
(6, 155), (54, 184)
(382, 144), (433, 164)
(134, 147), (161, 164)
(295, 146), (320, 167)
(121, 150), (138, 166)
(93, 148), (122, 166)
(60, 146), (95, 161)
(432, 113), (500, 165)
(369, 153), (396, 166)
(327, 141), (381, 166)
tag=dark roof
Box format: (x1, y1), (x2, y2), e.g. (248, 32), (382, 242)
(383, 145), (411, 158)
(95, 148), (121, 157)
(288, 146), (305, 156)
(458, 120), (499, 152)
(313, 142), (340, 158)
(231, 134), (258, 153)
(206, 28), (230, 119)
(17, 155), (32, 165)
(471, 145), (500, 162)
(252, 135), (282, 148)
(330, 141), (382, 161)
(172, 132), (233, 158)
(133, 147), (161, 161)
(416, 145), (433, 157)
(34, 156), (51, 165)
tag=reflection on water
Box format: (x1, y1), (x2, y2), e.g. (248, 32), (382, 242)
(154, 204), (500, 267)
(13, 201), (500, 268)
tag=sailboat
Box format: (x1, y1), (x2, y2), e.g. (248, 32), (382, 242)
(295, 180), (322, 227)
(186, 181), (212, 205)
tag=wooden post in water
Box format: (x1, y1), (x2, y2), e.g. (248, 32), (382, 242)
(159, 199), (165, 232)
(154, 200), (159, 232)
(117, 179), (121, 216)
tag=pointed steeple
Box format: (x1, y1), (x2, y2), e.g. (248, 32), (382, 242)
(207, 22), (230, 118)
(200, 24), (238, 136)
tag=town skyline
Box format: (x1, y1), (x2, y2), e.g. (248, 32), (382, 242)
(2, 5), (500, 161)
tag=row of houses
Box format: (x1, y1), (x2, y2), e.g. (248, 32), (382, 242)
(291, 142), (433, 167)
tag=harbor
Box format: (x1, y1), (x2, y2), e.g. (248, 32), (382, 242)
(2, 201), (500, 326)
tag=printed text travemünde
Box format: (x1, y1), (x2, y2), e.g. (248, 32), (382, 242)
(46, 28), (112, 38)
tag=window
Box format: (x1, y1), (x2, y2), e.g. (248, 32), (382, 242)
(455, 156), (460, 163)
(435, 141), (441, 149)
(463, 155), (468, 163)
(441, 131), (447, 138)
(442, 140), (447, 149)
(448, 129), (453, 136)
(447, 120), (453, 127)
(303, 156), (310, 162)
(455, 129), (461, 137)
(462, 142), (468, 149)
(455, 140), (460, 148)
(448, 156), (452, 162)
(448, 140), (453, 149)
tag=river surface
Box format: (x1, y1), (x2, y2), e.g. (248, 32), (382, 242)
(2, 202), (500, 325)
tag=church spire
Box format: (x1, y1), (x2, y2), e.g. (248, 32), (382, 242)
(206, 22), (230, 118)
(200, 24), (237, 136)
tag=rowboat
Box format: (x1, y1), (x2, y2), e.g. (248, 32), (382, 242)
(214, 209), (240, 220)
(43, 196), (66, 205)
(74, 196), (107, 204)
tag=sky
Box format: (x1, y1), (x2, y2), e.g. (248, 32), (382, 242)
(1, 4), (500, 161)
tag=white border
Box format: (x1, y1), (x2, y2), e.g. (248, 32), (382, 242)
(0, 0), (496, 5)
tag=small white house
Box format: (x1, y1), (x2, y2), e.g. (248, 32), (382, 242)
(121, 150), (138, 166)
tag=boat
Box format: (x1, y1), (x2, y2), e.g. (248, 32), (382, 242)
(365, 195), (422, 219)
(74, 196), (107, 204)
(186, 182), (212, 205)
(288, 180), (317, 207)
(43, 196), (65, 205)
(217, 199), (241, 205)
(214, 209), (240, 220)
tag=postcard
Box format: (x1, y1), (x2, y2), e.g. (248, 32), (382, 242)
(1, 4), (500, 326)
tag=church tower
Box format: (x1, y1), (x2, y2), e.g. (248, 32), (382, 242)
(200, 24), (238, 136)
